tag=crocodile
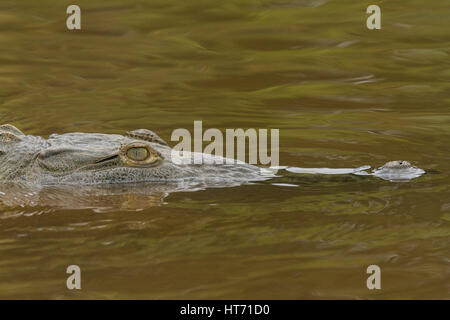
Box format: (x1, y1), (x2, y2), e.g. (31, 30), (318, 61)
(0, 124), (269, 186)
(0, 124), (425, 186)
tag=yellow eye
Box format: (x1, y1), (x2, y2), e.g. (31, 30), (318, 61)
(126, 147), (149, 161)
(120, 143), (162, 167)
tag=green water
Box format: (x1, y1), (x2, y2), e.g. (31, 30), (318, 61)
(0, 0), (449, 299)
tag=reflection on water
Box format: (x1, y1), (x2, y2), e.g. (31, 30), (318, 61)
(0, 177), (268, 212)
(0, 0), (449, 299)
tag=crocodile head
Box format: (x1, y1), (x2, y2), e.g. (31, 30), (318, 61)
(0, 124), (263, 185)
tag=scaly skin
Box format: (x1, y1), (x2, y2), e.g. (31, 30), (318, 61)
(379, 160), (412, 169)
(0, 124), (265, 185)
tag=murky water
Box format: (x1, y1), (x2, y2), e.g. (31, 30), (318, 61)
(0, 0), (449, 299)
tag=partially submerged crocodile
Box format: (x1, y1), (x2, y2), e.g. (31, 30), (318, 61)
(0, 124), (425, 186)
(0, 124), (267, 186)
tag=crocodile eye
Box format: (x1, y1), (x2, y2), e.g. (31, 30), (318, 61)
(126, 147), (149, 161)
(120, 143), (162, 167)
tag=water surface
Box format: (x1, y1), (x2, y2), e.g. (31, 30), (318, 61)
(0, 0), (449, 299)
